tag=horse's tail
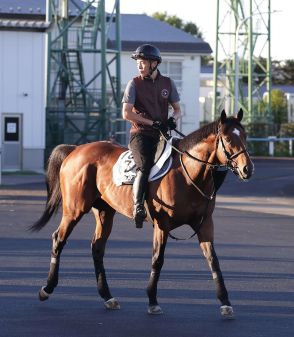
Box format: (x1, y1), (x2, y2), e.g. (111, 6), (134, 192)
(29, 144), (77, 232)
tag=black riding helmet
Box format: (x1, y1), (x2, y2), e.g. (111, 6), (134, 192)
(132, 44), (162, 77)
(131, 44), (162, 64)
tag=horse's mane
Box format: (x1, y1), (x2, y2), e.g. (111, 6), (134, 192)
(178, 117), (244, 152)
(178, 120), (219, 151)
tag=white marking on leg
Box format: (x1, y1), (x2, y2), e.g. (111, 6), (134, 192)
(212, 271), (218, 279)
(51, 257), (57, 264)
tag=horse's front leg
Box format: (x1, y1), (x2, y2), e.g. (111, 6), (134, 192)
(146, 225), (168, 315)
(198, 216), (234, 319)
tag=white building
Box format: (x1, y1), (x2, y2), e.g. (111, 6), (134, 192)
(0, 1), (212, 171)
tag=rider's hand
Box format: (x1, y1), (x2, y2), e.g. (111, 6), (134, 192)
(167, 117), (177, 130)
(152, 120), (167, 133)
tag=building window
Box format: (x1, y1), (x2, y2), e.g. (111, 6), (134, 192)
(159, 61), (182, 92)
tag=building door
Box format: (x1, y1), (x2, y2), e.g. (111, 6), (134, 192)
(1, 114), (22, 170)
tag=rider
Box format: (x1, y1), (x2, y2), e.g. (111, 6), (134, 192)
(122, 44), (181, 228)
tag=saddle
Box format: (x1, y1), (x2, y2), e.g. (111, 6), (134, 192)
(113, 137), (174, 186)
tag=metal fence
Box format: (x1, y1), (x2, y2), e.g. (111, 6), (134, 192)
(248, 137), (294, 156)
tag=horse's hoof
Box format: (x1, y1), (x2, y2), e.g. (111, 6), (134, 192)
(220, 305), (234, 319)
(39, 286), (50, 301)
(148, 305), (163, 315)
(104, 298), (120, 310)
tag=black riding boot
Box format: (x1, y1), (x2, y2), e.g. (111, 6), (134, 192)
(133, 170), (148, 228)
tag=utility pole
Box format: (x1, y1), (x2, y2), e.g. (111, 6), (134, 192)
(213, 0), (272, 125)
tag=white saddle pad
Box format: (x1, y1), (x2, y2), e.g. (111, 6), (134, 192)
(113, 138), (173, 186)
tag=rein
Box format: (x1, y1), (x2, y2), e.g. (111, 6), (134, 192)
(161, 126), (249, 175)
(160, 129), (222, 169)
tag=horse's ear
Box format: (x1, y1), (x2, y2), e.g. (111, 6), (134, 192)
(237, 108), (243, 122)
(220, 109), (227, 124)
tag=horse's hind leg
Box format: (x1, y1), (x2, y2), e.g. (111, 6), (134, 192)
(198, 216), (234, 319)
(39, 215), (81, 301)
(146, 226), (168, 315)
(91, 200), (120, 310)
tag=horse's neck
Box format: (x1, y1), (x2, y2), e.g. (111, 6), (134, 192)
(181, 136), (217, 181)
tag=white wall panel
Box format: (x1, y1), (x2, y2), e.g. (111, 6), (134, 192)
(181, 55), (201, 133)
(0, 31), (45, 149)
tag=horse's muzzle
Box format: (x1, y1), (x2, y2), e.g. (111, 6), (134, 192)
(239, 161), (254, 180)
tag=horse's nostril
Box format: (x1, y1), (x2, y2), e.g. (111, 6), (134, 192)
(243, 165), (248, 175)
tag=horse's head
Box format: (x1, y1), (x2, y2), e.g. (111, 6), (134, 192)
(216, 109), (254, 180)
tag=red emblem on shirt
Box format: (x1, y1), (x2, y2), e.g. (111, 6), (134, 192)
(161, 89), (169, 98)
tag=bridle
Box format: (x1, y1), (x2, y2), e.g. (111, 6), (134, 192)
(217, 127), (249, 176)
(160, 124), (249, 199)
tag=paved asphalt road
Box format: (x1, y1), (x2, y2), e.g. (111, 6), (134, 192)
(0, 158), (293, 337)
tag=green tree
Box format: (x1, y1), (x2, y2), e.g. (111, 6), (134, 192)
(271, 89), (288, 126)
(183, 22), (203, 39)
(152, 11), (203, 38)
(272, 59), (294, 85)
(281, 60), (294, 85)
(258, 89), (288, 132)
(152, 12), (207, 63)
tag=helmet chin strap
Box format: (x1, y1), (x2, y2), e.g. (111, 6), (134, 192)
(144, 60), (158, 78)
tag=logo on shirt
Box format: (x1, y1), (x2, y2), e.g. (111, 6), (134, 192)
(161, 89), (169, 98)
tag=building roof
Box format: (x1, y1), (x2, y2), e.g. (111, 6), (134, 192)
(108, 14), (212, 54)
(0, 0), (85, 16)
(0, 0), (85, 31)
(0, 0), (212, 54)
(0, 19), (50, 30)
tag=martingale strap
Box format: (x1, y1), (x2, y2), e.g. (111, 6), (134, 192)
(180, 154), (215, 201)
(168, 227), (198, 241)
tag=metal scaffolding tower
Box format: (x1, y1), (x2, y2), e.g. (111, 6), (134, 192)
(212, 0), (272, 125)
(45, 0), (122, 157)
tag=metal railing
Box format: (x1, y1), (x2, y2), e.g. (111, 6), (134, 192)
(248, 137), (294, 156)
(0, 148), (2, 185)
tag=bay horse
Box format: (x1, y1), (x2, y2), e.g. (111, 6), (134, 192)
(30, 109), (253, 318)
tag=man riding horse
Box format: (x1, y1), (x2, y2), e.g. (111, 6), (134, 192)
(122, 44), (182, 228)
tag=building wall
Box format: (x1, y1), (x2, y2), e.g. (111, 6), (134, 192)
(199, 72), (227, 122)
(0, 30), (46, 171)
